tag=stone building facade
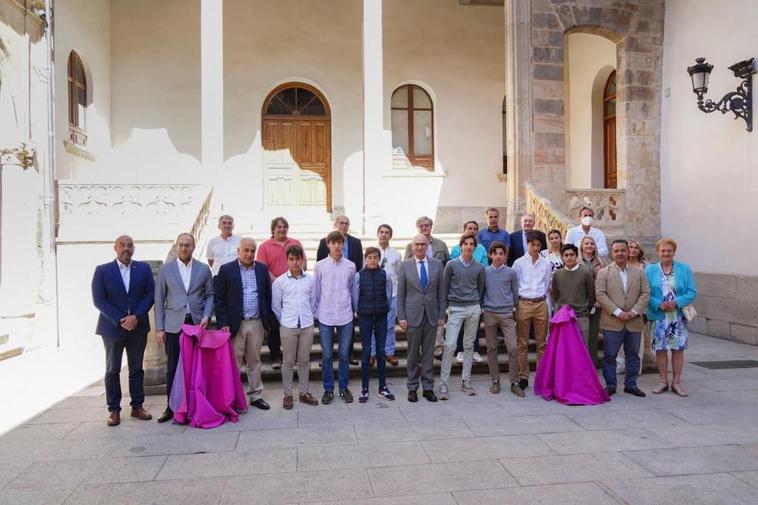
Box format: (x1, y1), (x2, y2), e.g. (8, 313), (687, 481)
(0, 0), (756, 357)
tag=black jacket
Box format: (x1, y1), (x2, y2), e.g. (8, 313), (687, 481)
(214, 260), (272, 336)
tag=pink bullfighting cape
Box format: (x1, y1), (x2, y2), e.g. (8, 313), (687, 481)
(534, 305), (611, 405)
(169, 324), (248, 428)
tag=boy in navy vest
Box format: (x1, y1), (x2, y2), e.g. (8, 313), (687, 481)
(352, 247), (395, 402)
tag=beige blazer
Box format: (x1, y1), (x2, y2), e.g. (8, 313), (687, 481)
(595, 262), (650, 332)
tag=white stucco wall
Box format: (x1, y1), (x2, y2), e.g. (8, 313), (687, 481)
(565, 32), (616, 189)
(661, 0), (758, 276)
(383, 0), (506, 212)
(111, 0), (200, 163)
(54, 0), (111, 180)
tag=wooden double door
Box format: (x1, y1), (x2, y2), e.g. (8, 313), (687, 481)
(262, 84), (332, 211)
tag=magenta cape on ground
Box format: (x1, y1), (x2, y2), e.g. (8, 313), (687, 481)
(534, 305), (611, 405)
(169, 324), (248, 428)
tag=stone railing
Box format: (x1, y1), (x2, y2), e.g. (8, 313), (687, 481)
(566, 188), (625, 236)
(57, 183), (213, 242)
(525, 183), (572, 237)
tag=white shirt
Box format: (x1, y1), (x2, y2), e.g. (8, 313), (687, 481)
(565, 225), (609, 258)
(177, 259), (193, 292)
(611, 263), (636, 317)
(272, 270), (316, 329)
(118, 260), (131, 293)
(378, 243), (401, 297)
(414, 256), (429, 280)
(207, 234), (241, 276)
(512, 254), (551, 298)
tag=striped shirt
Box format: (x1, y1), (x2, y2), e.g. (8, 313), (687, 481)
(239, 261), (260, 319)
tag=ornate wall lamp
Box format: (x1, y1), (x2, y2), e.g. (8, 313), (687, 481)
(687, 57), (756, 132)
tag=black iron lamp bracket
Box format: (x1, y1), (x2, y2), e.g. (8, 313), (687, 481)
(695, 57), (755, 132)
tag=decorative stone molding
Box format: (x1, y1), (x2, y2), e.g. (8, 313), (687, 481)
(0, 142), (36, 169)
(525, 182), (571, 237)
(566, 188), (625, 236)
(58, 183), (203, 219)
(63, 140), (95, 162)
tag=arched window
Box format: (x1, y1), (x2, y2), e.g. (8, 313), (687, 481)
(391, 84), (434, 170)
(67, 51), (87, 144)
(603, 70), (617, 189)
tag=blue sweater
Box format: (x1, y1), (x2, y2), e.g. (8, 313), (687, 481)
(645, 261), (697, 321)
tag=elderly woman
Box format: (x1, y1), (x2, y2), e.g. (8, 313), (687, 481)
(580, 235), (606, 366)
(645, 238), (697, 397)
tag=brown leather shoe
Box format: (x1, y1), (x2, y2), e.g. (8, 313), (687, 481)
(107, 411), (120, 427)
(299, 392), (319, 406)
(386, 355), (399, 366)
(283, 395), (294, 410)
(130, 407), (153, 421)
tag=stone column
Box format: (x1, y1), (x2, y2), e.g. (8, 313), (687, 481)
(504, 0), (533, 231)
(142, 260), (167, 387)
(361, 0), (389, 235)
(201, 0), (224, 168)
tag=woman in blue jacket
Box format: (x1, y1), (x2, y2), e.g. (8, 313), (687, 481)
(645, 238), (697, 397)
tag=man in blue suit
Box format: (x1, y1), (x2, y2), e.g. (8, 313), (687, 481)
(215, 237), (273, 410)
(92, 235), (155, 426)
(507, 213), (547, 267)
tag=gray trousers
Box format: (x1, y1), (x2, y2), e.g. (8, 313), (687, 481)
(406, 321), (436, 392)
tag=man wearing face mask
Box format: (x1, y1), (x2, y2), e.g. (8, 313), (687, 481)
(566, 206), (609, 258)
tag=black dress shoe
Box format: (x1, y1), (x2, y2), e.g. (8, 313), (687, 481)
(349, 356), (359, 366)
(157, 408), (173, 423)
(624, 387), (646, 397)
(605, 386), (617, 396)
(518, 378), (529, 390)
(407, 390), (418, 402)
(422, 390), (438, 402)
(251, 398), (271, 410)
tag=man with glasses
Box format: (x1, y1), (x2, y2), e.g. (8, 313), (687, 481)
(404, 216), (449, 264)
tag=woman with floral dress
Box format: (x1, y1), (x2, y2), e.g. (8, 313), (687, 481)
(645, 238), (697, 397)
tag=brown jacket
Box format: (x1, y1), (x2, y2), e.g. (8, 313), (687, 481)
(595, 262), (650, 332)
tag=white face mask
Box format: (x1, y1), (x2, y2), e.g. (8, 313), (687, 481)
(581, 216), (593, 227)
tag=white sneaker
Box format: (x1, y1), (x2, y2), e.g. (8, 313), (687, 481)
(438, 384), (449, 400)
(462, 381), (477, 396)
(473, 352), (484, 363)
(455, 352), (464, 363)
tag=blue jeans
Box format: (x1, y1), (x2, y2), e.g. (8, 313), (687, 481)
(371, 296), (396, 356)
(602, 328), (641, 389)
(360, 314), (388, 390)
(319, 322), (353, 392)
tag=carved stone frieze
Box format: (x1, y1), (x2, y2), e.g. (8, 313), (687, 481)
(0, 142), (36, 169)
(58, 184), (201, 219)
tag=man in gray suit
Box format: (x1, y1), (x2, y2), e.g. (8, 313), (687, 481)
(154, 233), (214, 423)
(397, 234), (445, 403)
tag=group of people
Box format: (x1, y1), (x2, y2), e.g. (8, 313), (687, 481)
(91, 205), (697, 427)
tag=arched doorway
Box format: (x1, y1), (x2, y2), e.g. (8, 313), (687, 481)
(262, 83), (332, 211)
(603, 70), (617, 189)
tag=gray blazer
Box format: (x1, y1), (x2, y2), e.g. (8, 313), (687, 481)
(154, 259), (214, 333)
(397, 257), (445, 327)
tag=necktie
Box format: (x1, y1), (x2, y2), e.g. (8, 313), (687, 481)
(419, 261), (428, 291)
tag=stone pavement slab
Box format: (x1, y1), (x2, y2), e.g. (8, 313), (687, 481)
(307, 492), (458, 505)
(453, 482), (622, 505)
(236, 425), (356, 450)
(156, 449), (297, 480)
(500, 452), (653, 485)
(421, 434), (554, 462)
(538, 427), (671, 454)
(367, 459), (518, 497)
(601, 473), (758, 505)
(63, 477), (227, 505)
(623, 444), (758, 476)
(297, 440), (429, 471)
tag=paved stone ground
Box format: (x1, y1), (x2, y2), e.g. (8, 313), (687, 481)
(3, 333), (758, 504)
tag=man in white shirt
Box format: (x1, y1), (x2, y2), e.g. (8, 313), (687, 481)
(565, 206), (609, 258)
(373, 224), (402, 366)
(512, 230), (552, 391)
(206, 215), (241, 277)
(271, 244), (320, 410)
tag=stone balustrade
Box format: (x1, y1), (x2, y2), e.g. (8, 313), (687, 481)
(57, 183), (212, 242)
(525, 182), (572, 236)
(566, 188), (626, 237)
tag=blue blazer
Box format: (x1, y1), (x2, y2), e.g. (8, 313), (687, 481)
(92, 259), (155, 338)
(214, 260), (272, 336)
(645, 261), (697, 321)
(507, 230), (547, 266)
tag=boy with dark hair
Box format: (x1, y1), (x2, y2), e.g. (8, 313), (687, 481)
(482, 241), (522, 397)
(551, 243), (596, 344)
(313, 231), (357, 404)
(271, 245), (319, 410)
(352, 247), (395, 403)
